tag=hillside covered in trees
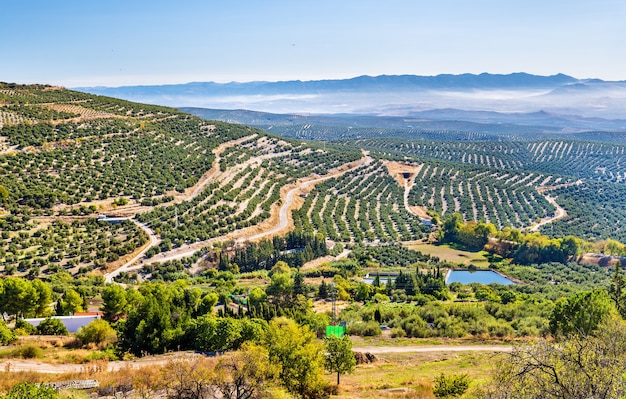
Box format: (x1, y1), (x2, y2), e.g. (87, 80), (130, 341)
(3, 83), (626, 398)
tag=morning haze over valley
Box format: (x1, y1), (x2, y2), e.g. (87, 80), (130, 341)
(1, 1), (626, 398)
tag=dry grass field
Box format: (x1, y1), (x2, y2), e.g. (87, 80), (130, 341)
(404, 243), (490, 267)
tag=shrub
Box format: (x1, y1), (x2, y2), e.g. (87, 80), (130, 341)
(432, 373), (470, 398)
(76, 319), (117, 347)
(36, 318), (68, 336)
(14, 318), (36, 335)
(0, 323), (16, 345)
(346, 321), (381, 337)
(12, 344), (44, 359)
(390, 327), (406, 338)
(3, 382), (59, 398)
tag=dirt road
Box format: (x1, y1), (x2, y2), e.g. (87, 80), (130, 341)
(352, 345), (513, 354)
(104, 220), (160, 283)
(111, 152), (373, 274)
(242, 154), (372, 242)
(527, 194), (567, 232)
(0, 345), (512, 374)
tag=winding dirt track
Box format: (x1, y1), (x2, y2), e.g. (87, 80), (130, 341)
(103, 150), (372, 280)
(526, 180), (582, 232)
(104, 220), (160, 283)
(0, 345), (512, 374)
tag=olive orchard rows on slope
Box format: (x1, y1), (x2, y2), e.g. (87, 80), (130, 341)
(339, 137), (626, 242)
(1, 83), (626, 281)
(0, 84), (361, 278)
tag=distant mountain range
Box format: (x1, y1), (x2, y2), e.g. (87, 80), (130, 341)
(76, 73), (626, 134)
(81, 73), (584, 95)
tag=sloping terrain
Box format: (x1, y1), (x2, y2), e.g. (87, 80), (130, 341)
(2, 83), (626, 281)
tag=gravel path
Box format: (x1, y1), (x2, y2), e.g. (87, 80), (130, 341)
(0, 345), (512, 374)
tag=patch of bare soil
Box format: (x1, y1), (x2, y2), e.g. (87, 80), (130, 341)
(408, 205), (431, 220)
(312, 299), (352, 315)
(383, 160), (423, 188)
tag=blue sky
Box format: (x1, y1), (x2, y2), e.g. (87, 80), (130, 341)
(2, 0), (625, 86)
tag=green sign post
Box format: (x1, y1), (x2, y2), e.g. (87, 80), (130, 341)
(326, 325), (345, 338)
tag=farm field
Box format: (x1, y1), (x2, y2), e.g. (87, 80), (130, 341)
(404, 243), (490, 268)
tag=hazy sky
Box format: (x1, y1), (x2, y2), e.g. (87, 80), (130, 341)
(2, 0), (625, 86)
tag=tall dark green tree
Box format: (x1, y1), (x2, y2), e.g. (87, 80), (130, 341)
(609, 262), (626, 318)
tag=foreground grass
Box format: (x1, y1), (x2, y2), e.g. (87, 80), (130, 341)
(332, 350), (499, 398)
(0, 349), (498, 398)
(0, 335), (506, 397)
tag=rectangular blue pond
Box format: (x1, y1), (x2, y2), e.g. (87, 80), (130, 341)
(446, 270), (516, 285)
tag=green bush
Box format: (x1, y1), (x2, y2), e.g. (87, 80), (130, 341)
(14, 318), (36, 335)
(0, 323), (16, 345)
(13, 344), (44, 359)
(36, 318), (68, 336)
(346, 321), (381, 337)
(76, 319), (117, 346)
(2, 382), (59, 398)
(390, 327), (406, 338)
(432, 373), (470, 398)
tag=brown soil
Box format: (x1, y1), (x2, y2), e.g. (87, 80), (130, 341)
(383, 160), (423, 188)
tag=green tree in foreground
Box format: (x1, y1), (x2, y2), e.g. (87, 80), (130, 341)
(214, 342), (279, 399)
(263, 317), (328, 398)
(324, 335), (356, 385)
(549, 289), (614, 338)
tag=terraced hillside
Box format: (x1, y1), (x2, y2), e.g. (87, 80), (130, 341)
(0, 84), (361, 277)
(136, 135), (361, 248)
(340, 137), (626, 241)
(407, 162), (557, 229)
(3, 83), (626, 280)
(292, 160), (426, 243)
(351, 138), (626, 183)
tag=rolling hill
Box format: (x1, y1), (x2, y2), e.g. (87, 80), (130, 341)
(2, 83), (626, 282)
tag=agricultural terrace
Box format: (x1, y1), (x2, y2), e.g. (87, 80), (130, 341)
(292, 160), (426, 243)
(136, 136), (361, 250)
(0, 84), (357, 277)
(337, 137), (626, 242)
(407, 162), (557, 229)
(348, 138), (626, 183)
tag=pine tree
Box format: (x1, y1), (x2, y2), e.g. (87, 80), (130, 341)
(609, 261), (626, 317)
(318, 280), (329, 299)
(373, 272), (381, 287)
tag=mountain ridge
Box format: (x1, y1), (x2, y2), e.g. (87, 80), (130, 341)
(75, 72), (626, 120)
(77, 72), (589, 94)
